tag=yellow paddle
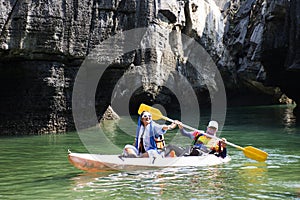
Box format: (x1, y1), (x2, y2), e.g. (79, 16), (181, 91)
(138, 103), (268, 162)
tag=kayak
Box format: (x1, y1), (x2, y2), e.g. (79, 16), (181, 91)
(68, 152), (231, 172)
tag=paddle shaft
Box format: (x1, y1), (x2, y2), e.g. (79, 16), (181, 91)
(161, 115), (244, 151)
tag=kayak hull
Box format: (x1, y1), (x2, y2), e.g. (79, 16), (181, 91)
(68, 152), (231, 172)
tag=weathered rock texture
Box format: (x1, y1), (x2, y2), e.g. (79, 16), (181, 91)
(102, 105), (120, 120)
(0, 0), (299, 135)
(222, 0), (300, 110)
(261, 0), (300, 114)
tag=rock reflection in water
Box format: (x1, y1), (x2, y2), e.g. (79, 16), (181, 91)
(281, 106), (297, 130)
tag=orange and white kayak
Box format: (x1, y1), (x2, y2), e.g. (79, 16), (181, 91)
(68, 152), (231, 172)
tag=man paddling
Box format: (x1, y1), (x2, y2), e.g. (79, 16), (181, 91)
(165, 120), (227, 158)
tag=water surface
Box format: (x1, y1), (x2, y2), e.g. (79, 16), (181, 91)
(0, 105), (299, 199)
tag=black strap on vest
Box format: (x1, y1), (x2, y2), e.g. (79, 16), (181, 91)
(193, 133), (202, 145)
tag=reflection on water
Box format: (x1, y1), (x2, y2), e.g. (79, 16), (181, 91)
(71, 172), (114, 191)
(238, 162), (268, 185)
(281, 105), (297, 134)
(70, 165), (280, 200)
(0, 105), (299, 199)
(282, 106), (296, 127)
(70, 167), (234, 199)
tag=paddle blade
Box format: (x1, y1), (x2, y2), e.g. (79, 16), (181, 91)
(243, 146), (268, 162)
(138, 104), (163, 120)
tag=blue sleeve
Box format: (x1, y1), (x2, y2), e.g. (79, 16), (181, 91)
(180, 129), (194, 140)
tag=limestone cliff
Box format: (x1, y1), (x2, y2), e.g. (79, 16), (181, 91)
(0, 0), (299, 135)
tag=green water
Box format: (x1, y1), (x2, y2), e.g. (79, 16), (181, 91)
(0, 105), (299, 199)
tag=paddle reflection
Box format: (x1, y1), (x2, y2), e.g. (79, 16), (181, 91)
(238, 162), (268, 185)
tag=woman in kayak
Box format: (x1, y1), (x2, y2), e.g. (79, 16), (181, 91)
(122, 111), (176, 158)
(165, 120), (227, 158)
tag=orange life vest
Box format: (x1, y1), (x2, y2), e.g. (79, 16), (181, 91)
(154, 135), (165, 150)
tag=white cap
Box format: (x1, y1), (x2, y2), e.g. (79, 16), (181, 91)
(208, 120), (218, 130)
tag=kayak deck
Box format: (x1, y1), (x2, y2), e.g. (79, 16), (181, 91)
(68, 152), (231, 172)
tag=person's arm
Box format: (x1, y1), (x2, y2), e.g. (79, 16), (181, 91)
(210, 138), (227, 158)
(161, 122), (177, 131)
(174, 120), (194, 139)
(179, 128), (194, 139)
(220, 138), (227, 148)
(219, 147), (227, 158)
(152, 121), (174, 135)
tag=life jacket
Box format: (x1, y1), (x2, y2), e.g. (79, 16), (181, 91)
(192, 131), (216, 149)
(154, 135), (165, 150)
(192, 131), (210, 146)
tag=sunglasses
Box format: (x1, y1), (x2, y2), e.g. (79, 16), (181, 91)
(142, 114), (152, 118)
(207, 128), (216, 134)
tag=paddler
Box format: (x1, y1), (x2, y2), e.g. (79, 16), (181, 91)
(122, 111), (176, 158)
(165, 120), (227, 158)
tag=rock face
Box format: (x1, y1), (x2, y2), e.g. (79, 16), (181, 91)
(0, 0), (299, 135)
(101, 106), (120, 120)
(261, 0), (300, 114)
